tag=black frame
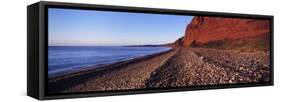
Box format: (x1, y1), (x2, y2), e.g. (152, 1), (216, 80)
(27, 1), (274, 100)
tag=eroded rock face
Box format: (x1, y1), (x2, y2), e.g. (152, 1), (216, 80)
(183, 16), (270, 48)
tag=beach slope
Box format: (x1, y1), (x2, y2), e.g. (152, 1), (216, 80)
(48, 47), (270, 94)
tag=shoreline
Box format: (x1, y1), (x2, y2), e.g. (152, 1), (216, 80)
(48, 47), (173, 79)
(48, 48), (175, 85)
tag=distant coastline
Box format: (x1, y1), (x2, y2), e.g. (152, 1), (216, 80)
(49, 44), (169, 47)
(123, 44), (167, 47)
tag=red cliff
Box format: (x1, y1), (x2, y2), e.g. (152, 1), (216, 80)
(183, 16), (270, 50)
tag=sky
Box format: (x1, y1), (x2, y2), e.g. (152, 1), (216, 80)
(48, 8), (193, 46)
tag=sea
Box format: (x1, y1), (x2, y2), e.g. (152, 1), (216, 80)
(48, 46), (171, 77)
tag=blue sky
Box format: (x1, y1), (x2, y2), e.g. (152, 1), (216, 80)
(48, 8), (193, 46)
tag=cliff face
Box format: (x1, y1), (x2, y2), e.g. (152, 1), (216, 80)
(183, 16), (270, 50)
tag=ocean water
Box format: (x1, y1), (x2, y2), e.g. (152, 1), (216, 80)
(48, 46), (171, 77)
